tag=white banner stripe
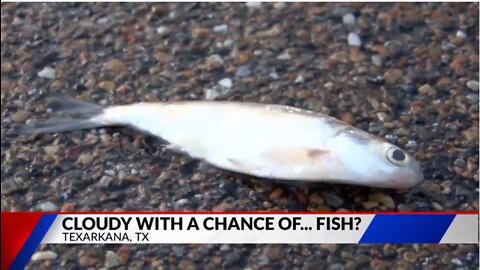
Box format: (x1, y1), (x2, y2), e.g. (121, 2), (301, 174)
(440, 215), (479, 244)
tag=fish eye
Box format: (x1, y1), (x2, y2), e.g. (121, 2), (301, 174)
(386, 147), (409, 167)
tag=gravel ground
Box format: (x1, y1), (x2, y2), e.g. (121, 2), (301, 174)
(1, 2), (479, 269)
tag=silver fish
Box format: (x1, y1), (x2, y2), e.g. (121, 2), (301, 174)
(12, 96), (424, 189)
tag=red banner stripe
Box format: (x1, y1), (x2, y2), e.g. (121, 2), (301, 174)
(1, 213), (44, 270)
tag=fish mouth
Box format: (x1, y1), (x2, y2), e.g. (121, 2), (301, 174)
(411, 160), (425, 186)
(375, 162), (424, 189)
(397, 176), (423, 189)
(390, 168), (424, 189)
(388, 157), (424, 189)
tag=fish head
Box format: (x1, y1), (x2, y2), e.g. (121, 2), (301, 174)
(333, 131), (424, 189)
(366, 141), (424, 189)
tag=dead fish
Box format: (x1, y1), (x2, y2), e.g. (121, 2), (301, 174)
(11, 96), (423, 189)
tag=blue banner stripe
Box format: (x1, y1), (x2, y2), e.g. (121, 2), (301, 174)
(359, 214), (456, 244)
(9, 214), (57, 270)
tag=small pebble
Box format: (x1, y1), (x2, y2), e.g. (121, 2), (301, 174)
(321, 191), (344, 208)
(213, 24), (228, 33)
(99, 175), (114, 188)
(223, 39), (234, 47)
(347, 32), (361, 47)
(118, 171), (127, 181)
(98, 81), (115, 91)
(246, 2), (262, 8)
(156, 26), (169, 36)
(235, 65), (251, 77)
(191, 173), (206, 182)
(432, 202), (444, 211)
(139, 169), (149, 178)
(204, 88), (221, 100)
(1, 62), (15, 74)
(466, 93), (478, 103)
(206, 54), (224, 66)
(368, 122), (382, 133)
(179, 260), (195, 270)
(309, 193), (324, 204)
(96, 17), (109, 24)
(104, 59), (127, 73)
(173, 246), (186, 257)
(453, 158), (466, 168)
(105, 250), (120, 268)
(79, 253), (99, 267)
(37, 201), (59, 212)
(418, 84), (436, 96)
(212, 202), (233, 212)
(405, 140), (418, 149)
(342, 13), (355, 26)
(384, 68), (403, 85)
(61, 203), (75, 212)
(273, 2), (286, 9)
(269, 187), (283, 199)
(38, 67), (56, 79)
(175, 198), (189, 207)
(371, 258), (392, 268)
(257, 25), (281, 38)
(117, 246), (131, 265)
(104, 170), (116, 176)
(369, 193), (395, 208)
(265, 246), (284, 261)
(385, 134), (397, 142)
(294, 74), (304, 84)
(31, 251), (58, 261)
(269, 71), (279, 80)
(362, 201), (379, 209)
(1, 180), (22, 195)
(376, 112), (389, 122)
(451, 258), (464, 266)
(218, 78), (233, 89)
(277, 51), (291, 60)
(192, 27), (211, 38)
(398, 204), (411, 211)
(371, 55), (383, 67)
(403, 251), (418, 263)
(12, 110), (30, 123)
(77, 153), (94, 166)
(466, 80), (479, 91)
(338, 112), (355, 125)
(329, 51), (349, 62)
(456, 30), (467, 39)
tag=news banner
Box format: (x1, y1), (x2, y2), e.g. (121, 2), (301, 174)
(1, 212), (479, 270)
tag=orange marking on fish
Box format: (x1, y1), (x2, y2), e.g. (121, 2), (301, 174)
(264, 148), (330, 165)
(307, 149), (330, 159)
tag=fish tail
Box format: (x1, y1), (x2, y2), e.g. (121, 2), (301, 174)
(9, 95), (112, 135)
